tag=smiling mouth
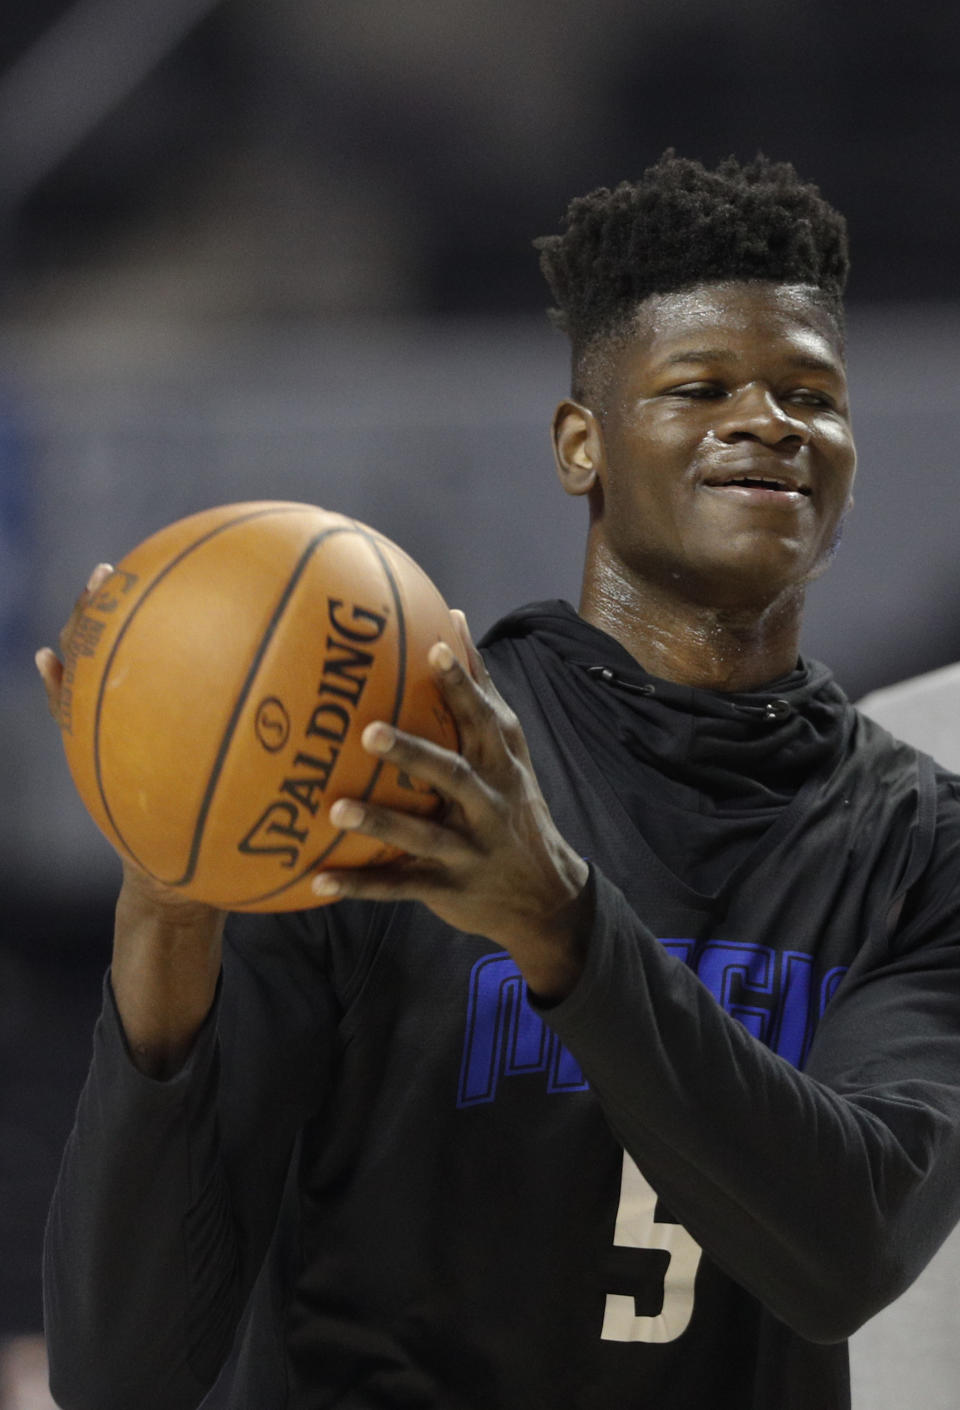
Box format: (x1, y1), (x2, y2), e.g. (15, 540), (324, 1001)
(704, 475), (811, 496)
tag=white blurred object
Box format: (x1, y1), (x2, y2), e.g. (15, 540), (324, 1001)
(859, 663), (960, 773)
(850, 667), (960, 1409)
(0, 1336), (57, 1410)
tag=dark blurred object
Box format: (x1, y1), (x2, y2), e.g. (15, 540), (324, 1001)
(1, 0), (959, 318)
(0, 399), (30, 666)
(0, 900), (111, 1335)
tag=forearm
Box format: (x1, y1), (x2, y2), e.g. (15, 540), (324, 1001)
(43, 908), (338, 1410)
(43, 876), (231, 1407)
(540, 870), (960, 1341)
(111, 867), (224, 1078)
(44, 983), (233, 1410)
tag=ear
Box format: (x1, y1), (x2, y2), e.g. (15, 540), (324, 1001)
(551, 399), (603, 497)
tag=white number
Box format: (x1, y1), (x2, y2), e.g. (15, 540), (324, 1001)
(601, 1150), (702, 1344)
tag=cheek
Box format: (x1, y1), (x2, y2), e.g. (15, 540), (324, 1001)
(601, 417), (694, 498)
(811, 436), (857, 566)
(811, 425), (856, 511)
(601, 463), (684, 535)
(822, 423), (857, 478)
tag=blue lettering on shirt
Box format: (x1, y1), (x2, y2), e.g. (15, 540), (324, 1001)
(457, 943), (848, 1108)
(457, 951), (590, 1107)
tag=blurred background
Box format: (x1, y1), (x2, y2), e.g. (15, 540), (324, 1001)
(1, 1), (958, 1404)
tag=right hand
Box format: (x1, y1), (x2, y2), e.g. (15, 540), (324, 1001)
(35, 561), (114, 726)
(37, 564), (225, 1076)
(36, 562), (224, 922)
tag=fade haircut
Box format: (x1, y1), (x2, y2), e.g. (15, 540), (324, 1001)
(535, 151), (849, 404)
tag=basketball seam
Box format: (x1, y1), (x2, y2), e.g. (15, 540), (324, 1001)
(94, 505), (326, 882)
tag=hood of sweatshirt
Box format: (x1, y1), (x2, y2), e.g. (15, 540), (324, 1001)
(480, 600), (854, 816)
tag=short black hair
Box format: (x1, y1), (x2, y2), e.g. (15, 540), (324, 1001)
(536, 151), (849, 400)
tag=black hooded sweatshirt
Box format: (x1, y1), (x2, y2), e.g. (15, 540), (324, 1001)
(44, 602), (960, 1410)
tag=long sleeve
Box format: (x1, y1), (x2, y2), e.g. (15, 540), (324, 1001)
(43, 911), (340, 1410)
(539, 858), (960, 1344)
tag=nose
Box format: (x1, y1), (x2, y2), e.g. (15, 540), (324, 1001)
(713, 383), (810, 448)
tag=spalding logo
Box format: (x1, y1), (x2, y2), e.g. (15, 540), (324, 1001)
(237, 596), (389, 869)
(254, 697), (290, 753)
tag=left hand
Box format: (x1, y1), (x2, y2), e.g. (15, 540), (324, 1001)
(313, 612), (591, 1000)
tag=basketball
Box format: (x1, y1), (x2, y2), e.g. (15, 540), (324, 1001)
(57, 501), (465, 911)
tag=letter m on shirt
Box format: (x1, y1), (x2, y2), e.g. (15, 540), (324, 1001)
(457, 951), (588, 1108)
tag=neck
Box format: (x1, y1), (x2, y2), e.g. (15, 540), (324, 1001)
(579, 544), (806, 692)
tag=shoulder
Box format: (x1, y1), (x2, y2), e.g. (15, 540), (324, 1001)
(845, 699), (960, 951)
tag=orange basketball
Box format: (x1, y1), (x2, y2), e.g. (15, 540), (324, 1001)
(58, 501), (464, 911)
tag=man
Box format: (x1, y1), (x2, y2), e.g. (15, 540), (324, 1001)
(37, 153), (960, 1410)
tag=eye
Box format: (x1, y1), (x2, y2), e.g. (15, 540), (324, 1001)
(784, 388), (836, 409)
(666, 382), (726, 399)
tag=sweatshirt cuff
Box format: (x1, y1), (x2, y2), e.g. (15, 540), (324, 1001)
(101, 969), (222, 1093)
(526, 864), (651, 1029)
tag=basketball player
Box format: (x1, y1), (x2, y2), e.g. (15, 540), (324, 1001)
(37, 154), (960, 1410)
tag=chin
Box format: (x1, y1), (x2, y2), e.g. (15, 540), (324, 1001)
(679, 550), (818, 612)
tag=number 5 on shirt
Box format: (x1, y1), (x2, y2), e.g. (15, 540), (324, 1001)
(601, 1151), (703, 1344)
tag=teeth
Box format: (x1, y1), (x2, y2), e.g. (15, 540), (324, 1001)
(709, 475), (811, 495)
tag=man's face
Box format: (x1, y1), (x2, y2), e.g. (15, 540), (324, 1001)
(575, 281), (857, 610)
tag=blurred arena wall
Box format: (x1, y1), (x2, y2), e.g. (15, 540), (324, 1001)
(2, 0), (958, 911)
(1, 302), (958, 905)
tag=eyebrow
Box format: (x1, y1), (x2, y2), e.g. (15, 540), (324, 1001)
(661, 349), (732, 366)
(660, 349), (843, 375)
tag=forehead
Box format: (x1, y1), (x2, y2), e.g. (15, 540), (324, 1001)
(618, 280), (845, 373)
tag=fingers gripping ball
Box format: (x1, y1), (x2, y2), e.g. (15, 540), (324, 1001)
(58, 501), (465, 910)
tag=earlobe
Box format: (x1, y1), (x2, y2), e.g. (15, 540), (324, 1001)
(552, 400), (603, 497)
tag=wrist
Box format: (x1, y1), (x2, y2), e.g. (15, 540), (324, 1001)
(514, 858), (593, 1003)
(115, 861), (224, 931)
(112, 867), (225, 1078)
